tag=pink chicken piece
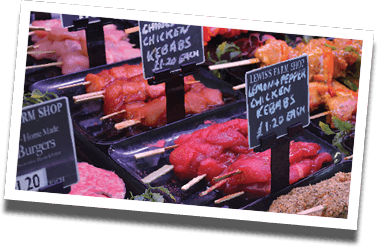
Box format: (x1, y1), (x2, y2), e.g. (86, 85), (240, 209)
(57, 51), (90, 75)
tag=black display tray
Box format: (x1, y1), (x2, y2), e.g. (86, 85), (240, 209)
(29, 57), (243, 146)
(108, 100), (341, 209)
(241, 160), (352, 212)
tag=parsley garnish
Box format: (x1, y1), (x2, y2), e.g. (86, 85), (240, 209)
(129, 184), (176, 202)
(23, 89), (58, 107)
(319, 116), (355, 155)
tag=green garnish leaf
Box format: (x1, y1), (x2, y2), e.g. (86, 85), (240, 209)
(302, 36), (313, 45)
(23, 89), (59, 107)
(340, 77), (359, 91)
(319, 116), (354, 155)
(332, 116), (355, 132)
(129, 184), (176, 202)
(319, 121), (336, 135)
(324, 43), (337, 50)
(215, 42), (241, 61)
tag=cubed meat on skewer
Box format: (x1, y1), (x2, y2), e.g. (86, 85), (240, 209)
(57, 51), (89, 75)
(84, 63), (143, 93)
(169, 119), (333, 198)
(103, 77), (148, 116)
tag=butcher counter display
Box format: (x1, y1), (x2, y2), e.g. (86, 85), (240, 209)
(20, 12), (362, 218)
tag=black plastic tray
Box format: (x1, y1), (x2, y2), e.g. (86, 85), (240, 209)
(29, 57), (244, 146)
(108, 100), (341, 209)
(241, 160), (352, 212)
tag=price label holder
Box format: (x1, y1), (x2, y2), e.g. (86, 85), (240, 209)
(246, 55), (310, 194)
(138, 21), (205, 123)
(60, 14), (113, 68)
(17, 97), (78, 194)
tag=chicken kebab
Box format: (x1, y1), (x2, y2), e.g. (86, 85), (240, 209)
(169, 118), (332, 199)
(75, 62), (225, 129)
(28, 19), (141, 74)
(252, 36), (361, 127)
(254, 37), (361, 95)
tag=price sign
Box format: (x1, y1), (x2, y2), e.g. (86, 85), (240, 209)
(246, 55), (310, 149)
(17, 97), (78, 191)
(138, 21), (205, 79)
(60, 14), (101, 28)
(16, 168), (48, 191)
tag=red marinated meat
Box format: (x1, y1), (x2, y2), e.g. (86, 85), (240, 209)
(289, 141), (322, 163)
(224, 156), (271, 185)
(69, 162), (126, 199)
(197, 158), (228, 181)
(219, 152), (333, 197)
(310, 152), (333, 173)
(206, 125), (249, 149)
(169, 119), (333, 198)
(170, 144), (200, 181)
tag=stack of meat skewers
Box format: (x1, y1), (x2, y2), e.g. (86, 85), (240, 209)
(72, 62), (225, 129)
(229, 36), (361, 127)
(28, 19), (141, 75)
(254, 37), (361, 92)
(137, 118), (333, 203)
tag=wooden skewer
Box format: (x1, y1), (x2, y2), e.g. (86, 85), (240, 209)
(27, 50), (56, 55)
(100, 110), (125, 121)
(209, 58), (260, 71)
(26, 61), (63, 70)
(141, 164), (174, 184)
(212, 169), (241, 183)
(124, 26), (140, 34)
(310, 111), (330, 120)
(199, 178), (229, 197)
(134, 144), (179, 159)
(214, 191), (245, 204)
(29, 31), (35, 36)
(29, 26), (51, 31)
(114, 118), (142, 130)
(233, 84), (246, 90)
(297, 205), (325, 215)
(58, 81), (92, 90)
(181, 174), (207, 191)
(74, 94), (104, 104)
(72, 90), (105, 100)
(27, 45), (39, 51)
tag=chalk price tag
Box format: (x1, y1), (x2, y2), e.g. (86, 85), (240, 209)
(138, 21), (205, 79)
(17, 97), (78, 190)
(246, 55), (310, 149)
(60, 14), (101, 28)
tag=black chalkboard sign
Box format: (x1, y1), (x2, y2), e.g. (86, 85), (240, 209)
(246, 55), (310, 149)
(16, 97), (78, 191)
(60, 14), (101, 28)
(138, 21), (205, 79)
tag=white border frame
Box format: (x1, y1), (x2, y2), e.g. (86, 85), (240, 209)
(4, 0), (374, 231)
